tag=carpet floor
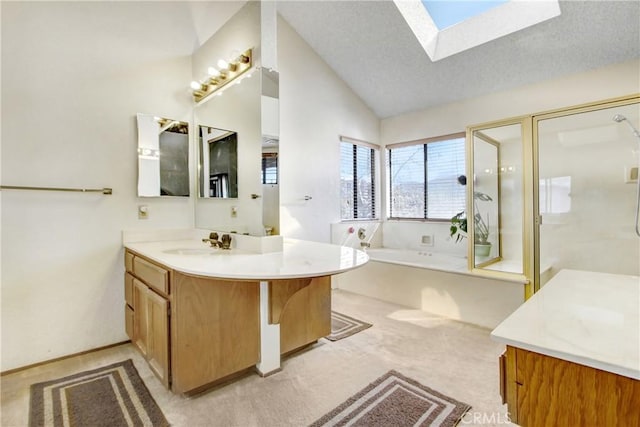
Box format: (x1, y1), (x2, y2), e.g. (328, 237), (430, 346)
(2, 290), (509, 426)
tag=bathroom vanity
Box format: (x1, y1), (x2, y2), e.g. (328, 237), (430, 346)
(123, 232), (368, 394)
(492, 269), (640, 426)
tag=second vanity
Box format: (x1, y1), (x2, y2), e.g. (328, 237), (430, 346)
(123, 230), (368, 395)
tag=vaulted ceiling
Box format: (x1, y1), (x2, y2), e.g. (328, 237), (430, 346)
(182, 1), (639, 120)
(277, 0), (640, 118)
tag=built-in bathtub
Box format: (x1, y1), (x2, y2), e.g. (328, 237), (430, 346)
(333, 247), (526, 329)
(364, 248), (468, 273)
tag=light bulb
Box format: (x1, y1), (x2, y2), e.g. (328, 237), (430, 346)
(190, 81), (202, 90)
(208, 67), (220, 77)
(217, 59), (229, 70)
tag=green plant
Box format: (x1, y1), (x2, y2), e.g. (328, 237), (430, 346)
(450, 187), (492, 244)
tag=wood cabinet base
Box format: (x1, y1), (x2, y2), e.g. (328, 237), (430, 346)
(501, 346), (640, 426)
(171, 273), (260, 394)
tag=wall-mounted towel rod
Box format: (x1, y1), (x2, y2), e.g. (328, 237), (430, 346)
(0, 185), (113, 195)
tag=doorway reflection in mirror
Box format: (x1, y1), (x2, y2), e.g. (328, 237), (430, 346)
(198, 126), (239, 198)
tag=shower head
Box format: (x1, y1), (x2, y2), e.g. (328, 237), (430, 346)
(613, 114), (640, 139)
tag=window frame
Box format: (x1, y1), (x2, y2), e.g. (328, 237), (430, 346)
(261, 152), (278, 185)
(386, 132), (466, 222)
(340, 135), (380, 221)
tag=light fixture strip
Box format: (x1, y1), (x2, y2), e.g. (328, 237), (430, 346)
(192, 49), (253, 103)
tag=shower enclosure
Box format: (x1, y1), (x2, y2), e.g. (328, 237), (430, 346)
(534, 96), (640, 289)
(467, 95), (639, 295)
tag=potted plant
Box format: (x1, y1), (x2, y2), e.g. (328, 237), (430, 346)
(450, 175), (493, 257)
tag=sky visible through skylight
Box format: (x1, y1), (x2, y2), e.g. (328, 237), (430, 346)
(422, 0), (510, 30)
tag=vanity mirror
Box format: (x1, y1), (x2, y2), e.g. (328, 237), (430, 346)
(198, 125), (238, 198)
(192, 1), (279, 236)
(136, 113), (190, 197)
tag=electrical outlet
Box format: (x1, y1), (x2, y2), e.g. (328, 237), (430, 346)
(421, 235), (433, 246)
(625, 166), (639, 183)
(231, 206), (238, 218)
(138, 205), (148, 219)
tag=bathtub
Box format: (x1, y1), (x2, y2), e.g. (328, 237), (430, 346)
(333, 247), (526, 329)
(364, 248), (468, 273)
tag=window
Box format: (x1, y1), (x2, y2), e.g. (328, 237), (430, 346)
(262, 153), (278, 184)
(340, 137), (378, 220)
(388, 134), (465, 220)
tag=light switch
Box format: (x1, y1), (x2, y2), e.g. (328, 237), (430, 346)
(138, 205), (148, 219)
(231, 206), (238, 218)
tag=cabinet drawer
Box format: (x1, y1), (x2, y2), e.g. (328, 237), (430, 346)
(125, 251), (134, 273)
(133, 256), (169, 295)
(125, 304), (134, 340)
(125, 273), (134, 307)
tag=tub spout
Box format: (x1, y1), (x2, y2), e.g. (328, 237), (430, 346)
(360, 241), (371, 249)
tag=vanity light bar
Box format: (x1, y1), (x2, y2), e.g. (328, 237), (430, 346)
(191, 49), (253, 103)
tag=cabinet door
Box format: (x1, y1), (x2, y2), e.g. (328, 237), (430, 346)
(132, 279), (148, 357)
(146, 289), (170, 388)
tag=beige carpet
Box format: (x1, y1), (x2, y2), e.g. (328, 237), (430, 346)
(29, 359), (169, 427)
(310, 370), (470, 426)
(3, 290), (509, 426)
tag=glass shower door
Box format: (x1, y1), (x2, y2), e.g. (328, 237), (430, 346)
(535, 99), (640, 288)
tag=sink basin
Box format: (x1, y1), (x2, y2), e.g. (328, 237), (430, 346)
(163, 248), (220, 256)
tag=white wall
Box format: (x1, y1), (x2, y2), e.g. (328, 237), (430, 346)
(278, 18), (380, 243)
(1, 2), (196, 371)
(379, 60), (640, 260)
(382, 60), (640, 142)
(192, 2), (265, 235)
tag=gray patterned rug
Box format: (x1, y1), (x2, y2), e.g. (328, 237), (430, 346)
(310, 370), (471, 426)
(327, 311), (372, 341)
(29, 359), (169, 427)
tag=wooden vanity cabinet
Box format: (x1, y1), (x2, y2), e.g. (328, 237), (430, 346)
(124, 250), (261, 394)
(500, 345), (640, 426)
(124, 249), (333, 395)
(170, 272), (260, 394)
(125, 251), (170, 389)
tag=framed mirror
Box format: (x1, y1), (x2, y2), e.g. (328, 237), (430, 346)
(472, 132), (501, 265)
(198, 125), (238, 198)
(469, 121), (525, 275)
(136, 113), (189, 197)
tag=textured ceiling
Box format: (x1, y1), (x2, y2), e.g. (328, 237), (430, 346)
(277, 0), (640, 118)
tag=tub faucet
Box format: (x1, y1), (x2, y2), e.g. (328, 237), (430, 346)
(360, 241), (370, 249)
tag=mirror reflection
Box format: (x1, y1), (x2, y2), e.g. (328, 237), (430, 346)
(198, 126), (238, 198)
(471, 122), (524, 273)
(473, 133), (501, 265)
(261, 68), (280, 235)
(136, 113), (189, 197)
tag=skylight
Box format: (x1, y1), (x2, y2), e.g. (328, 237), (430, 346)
(422, 0), (509, 30)
(394, 0), (561, 62)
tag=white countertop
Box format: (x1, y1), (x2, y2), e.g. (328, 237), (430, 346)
(491, 269), (640, 380)
(124, 237), (369, 280)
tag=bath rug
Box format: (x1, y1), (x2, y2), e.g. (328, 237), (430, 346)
(327, 311), (372, 341)
(29, 359), (169, 427)
(310, 370), (470, 427)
